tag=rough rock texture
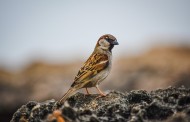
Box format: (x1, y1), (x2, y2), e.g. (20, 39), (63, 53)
(11, 87), (190, 122)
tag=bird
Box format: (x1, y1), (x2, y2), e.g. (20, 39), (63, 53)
(58, 34), (119, 104)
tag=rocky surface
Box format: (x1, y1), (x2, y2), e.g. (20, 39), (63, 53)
(11, 87), (190, 122)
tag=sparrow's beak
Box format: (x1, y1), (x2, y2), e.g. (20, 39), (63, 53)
(112, 41), (119, 45)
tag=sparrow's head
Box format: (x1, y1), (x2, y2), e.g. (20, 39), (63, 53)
(96, 34), (119, 51)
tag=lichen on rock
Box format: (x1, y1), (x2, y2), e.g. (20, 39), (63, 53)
(11, 87), (190, 122)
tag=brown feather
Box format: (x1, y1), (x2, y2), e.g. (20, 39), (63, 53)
(71, 53), (109, 88)
(58, 88), (76, 104)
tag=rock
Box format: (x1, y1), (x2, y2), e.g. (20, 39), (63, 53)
(11, 87), (190, 122)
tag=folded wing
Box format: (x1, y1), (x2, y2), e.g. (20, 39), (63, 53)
(71, 53), (109, 88)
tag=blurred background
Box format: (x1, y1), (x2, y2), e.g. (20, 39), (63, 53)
(0, 0), (190, 121)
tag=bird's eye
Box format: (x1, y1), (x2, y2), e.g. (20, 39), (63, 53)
(105, 36), (109, 39)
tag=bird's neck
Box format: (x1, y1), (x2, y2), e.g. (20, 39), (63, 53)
(94, 46), (112, 55)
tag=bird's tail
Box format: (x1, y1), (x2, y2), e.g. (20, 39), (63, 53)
(58, 88), (76, 104)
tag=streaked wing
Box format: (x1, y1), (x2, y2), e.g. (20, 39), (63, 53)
(71, 53), (109, 87)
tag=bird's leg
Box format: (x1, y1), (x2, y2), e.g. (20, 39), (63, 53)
(85, 88), (90, 95)
(95, 85), (106, 96)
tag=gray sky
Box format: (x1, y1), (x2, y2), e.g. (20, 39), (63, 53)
(0, 0), (190, 70)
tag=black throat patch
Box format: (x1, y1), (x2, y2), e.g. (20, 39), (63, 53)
(109, 45), (114, 52)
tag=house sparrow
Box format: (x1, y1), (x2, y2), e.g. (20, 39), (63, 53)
(58, 34), (119, 104)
